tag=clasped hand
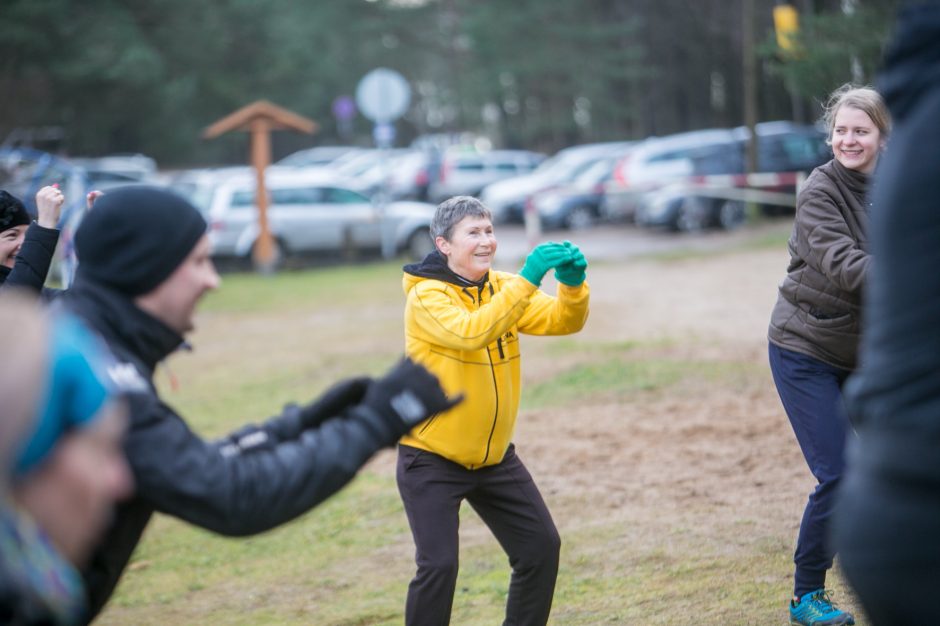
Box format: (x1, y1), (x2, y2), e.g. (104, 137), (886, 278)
(520, 241), (587, 287)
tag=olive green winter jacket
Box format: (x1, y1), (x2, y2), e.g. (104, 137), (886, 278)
(768, 159), (871, 370)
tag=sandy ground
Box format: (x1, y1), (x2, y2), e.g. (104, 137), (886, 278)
(457, 232), (866, 622)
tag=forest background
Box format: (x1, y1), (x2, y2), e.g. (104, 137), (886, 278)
(0, 0), (903, 166)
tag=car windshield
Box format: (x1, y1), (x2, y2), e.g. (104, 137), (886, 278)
(572, 157), (615, 185)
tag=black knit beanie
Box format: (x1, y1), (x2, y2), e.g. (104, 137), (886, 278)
(0, 190), (31, 232)
(75, 186), (208, 296)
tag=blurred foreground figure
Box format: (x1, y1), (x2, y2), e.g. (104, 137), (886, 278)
(834, 4), (940, 624)
(0, 293), (131, 625)
(57, 186), (459, 622)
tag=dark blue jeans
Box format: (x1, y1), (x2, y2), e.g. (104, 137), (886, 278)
(768, 342), (852, 598)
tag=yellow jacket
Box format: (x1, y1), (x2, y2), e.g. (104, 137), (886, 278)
(400, 254), (590, 469)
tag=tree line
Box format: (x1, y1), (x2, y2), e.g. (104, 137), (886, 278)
(0, 0), (902, 166)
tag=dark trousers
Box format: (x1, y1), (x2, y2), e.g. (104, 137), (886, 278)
(396, 444), (560, 626)
(768, 343), (851, 598)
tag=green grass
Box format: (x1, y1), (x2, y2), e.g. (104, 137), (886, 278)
(202, 260), (404, 313)
(523, 357), (758, 408)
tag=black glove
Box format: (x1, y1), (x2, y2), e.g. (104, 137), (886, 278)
(299, 376), (372, 429)
(363, 358), (463, 434)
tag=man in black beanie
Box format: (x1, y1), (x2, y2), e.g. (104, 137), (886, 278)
(58, 185), (461, 622)
(0, 186), (65, 299)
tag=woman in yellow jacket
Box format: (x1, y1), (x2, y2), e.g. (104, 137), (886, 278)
(398, 195), (590, 626)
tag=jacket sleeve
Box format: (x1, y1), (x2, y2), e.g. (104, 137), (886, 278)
(406, 275), (538, 351)
(516, 281), (590, 336)
(793, 187), (870, 293)
(125, 392), (404, 536)
(1, 223), (59, 294)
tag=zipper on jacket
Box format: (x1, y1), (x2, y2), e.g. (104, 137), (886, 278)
(479, 279), (500, 466)
(487, 282), (505, 360)
(480, 345), (500, 466)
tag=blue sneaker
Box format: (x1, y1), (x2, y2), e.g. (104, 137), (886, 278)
(789, 589), (855, 625)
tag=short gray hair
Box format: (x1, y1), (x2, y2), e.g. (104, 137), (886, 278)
(430, 196), (492, 241)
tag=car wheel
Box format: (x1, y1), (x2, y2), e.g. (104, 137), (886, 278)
(717, 200), (746, 230)
(564, 205), (595, 230)
(406, 228), (434, 261)
(676, 197), (709, 232)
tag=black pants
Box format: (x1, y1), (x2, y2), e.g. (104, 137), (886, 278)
(769, 343), (851, 598)
(396, 444), (560, 626)
(835, 450), (940, 625)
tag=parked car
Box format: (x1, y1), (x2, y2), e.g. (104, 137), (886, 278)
(528, 147), (634, 230)
(601, 129), (741, 223)
(427, 149), (544, 203)
(332, 149), (414, 199)
(169, 166), (251, 217)
(205, 168), (436, 266)
(276, 145), (359, 167)
(633, 122), (828, 231)
(383, 150), (440, 201)
(70, 153), (159, 190)
(480, 141), (632, 223)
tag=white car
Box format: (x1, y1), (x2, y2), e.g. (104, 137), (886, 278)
(205, 168), (436, 265)
(428, 149), (544, 204)
(479, 142), (631, 223)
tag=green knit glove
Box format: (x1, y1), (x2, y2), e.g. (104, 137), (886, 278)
(519, 242), (571, 287)
(554, 240), (588, 286)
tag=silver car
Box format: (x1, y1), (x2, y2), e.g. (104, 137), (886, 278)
(206, 168), (436, 265)
(428, 149), (544, 204)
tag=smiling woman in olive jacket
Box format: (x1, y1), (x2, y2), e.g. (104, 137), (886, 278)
(767, 85), (890, 626)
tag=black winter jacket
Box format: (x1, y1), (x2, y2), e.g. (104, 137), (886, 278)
(0, 223), (62, 300)
(843, 2), (940, 479)
(59, 277), (407, 622)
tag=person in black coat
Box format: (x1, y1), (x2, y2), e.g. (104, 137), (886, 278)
(833, 3), (940, 624)
(56, 185), (460, 623)
(0, 186), (66, 299)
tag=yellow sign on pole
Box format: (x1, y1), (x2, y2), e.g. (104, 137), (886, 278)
(773, 4), (800, 52)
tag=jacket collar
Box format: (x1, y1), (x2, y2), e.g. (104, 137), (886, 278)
(827, 159), (870, 201)
(403, 250), (489, 289)
(62, 275), (185, 374)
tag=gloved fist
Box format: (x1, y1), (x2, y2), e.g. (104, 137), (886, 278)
(364, 358), (463, 433)
(519, 242), (572, 287)
(299, 376), (372, 428)
(554, 240), (588, 286)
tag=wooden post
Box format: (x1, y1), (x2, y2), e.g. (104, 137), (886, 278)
(202, 100), (317, 272)
(250, 117), (274, 271)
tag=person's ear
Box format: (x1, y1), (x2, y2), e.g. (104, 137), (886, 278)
(435, 236), (450, 256)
